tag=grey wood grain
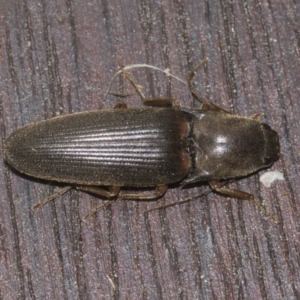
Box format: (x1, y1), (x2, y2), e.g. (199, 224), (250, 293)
(0, 0), (299, 299)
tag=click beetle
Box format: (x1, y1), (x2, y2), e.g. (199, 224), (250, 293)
(3, 60), (280, 220)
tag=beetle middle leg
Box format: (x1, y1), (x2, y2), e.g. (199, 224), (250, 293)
(123, 72), (179, 108)
(77, 185), (168, 200)
(113, 102), (127, 109)
(75, 186), (120, 220)
(77, 185), (121, 198)
(118, 185), (168, 200)
(33, 186), (73, 210)
(209, 180), (278, 223)
(81, 185), (168, 220)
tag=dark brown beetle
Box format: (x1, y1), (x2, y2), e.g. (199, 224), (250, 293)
(3, 60), (280, 220)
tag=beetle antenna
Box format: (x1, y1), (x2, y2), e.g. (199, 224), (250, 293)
(105, 64), (188, 100)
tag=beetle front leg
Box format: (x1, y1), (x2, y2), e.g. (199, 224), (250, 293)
(209, 180), (278, 223)
(188, 59), (230, 113)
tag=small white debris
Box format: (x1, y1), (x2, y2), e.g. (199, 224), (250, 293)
(259, 171), (284, 188)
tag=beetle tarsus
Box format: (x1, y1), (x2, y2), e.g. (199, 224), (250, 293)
(32, 186), (72, 210)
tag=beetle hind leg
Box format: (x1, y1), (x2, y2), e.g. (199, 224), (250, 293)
(209, 180), (278, 223)
(76, 185), (120, 220)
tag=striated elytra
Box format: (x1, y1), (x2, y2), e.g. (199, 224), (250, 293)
(4, 108), (191, 186)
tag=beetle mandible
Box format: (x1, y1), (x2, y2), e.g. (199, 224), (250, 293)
(3, 59), (280, 221)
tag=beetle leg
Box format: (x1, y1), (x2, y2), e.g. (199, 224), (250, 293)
(209, 180), (278, 223)
(142, 98), (179, 107)
(79, 186), (120, 219)
(33, 186), (72, 210)
(123, 72), (177, 107)
(118, 185), (168, 200)
(83, 185), (168, 220)
(122, 71), (146, 101)
(84, 200), (116, 220)
(250, 113), (263, 121)
(188, 59), (231, 113)
(77, 185), (121, 198)
(113, 102), (128, 109)
(76, 186), (120, 220)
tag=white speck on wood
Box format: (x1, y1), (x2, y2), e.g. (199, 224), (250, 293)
(259, 171), (284, 188)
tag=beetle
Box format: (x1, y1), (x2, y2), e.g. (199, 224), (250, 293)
(3, 60), (280, 220)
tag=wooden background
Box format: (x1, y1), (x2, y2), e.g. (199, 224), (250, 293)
(0, 0), (299, 299)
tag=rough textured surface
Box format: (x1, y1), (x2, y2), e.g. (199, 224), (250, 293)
(0, 0), (298, 299)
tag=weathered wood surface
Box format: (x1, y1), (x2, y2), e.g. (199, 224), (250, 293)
(0, 0), (299, 299)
